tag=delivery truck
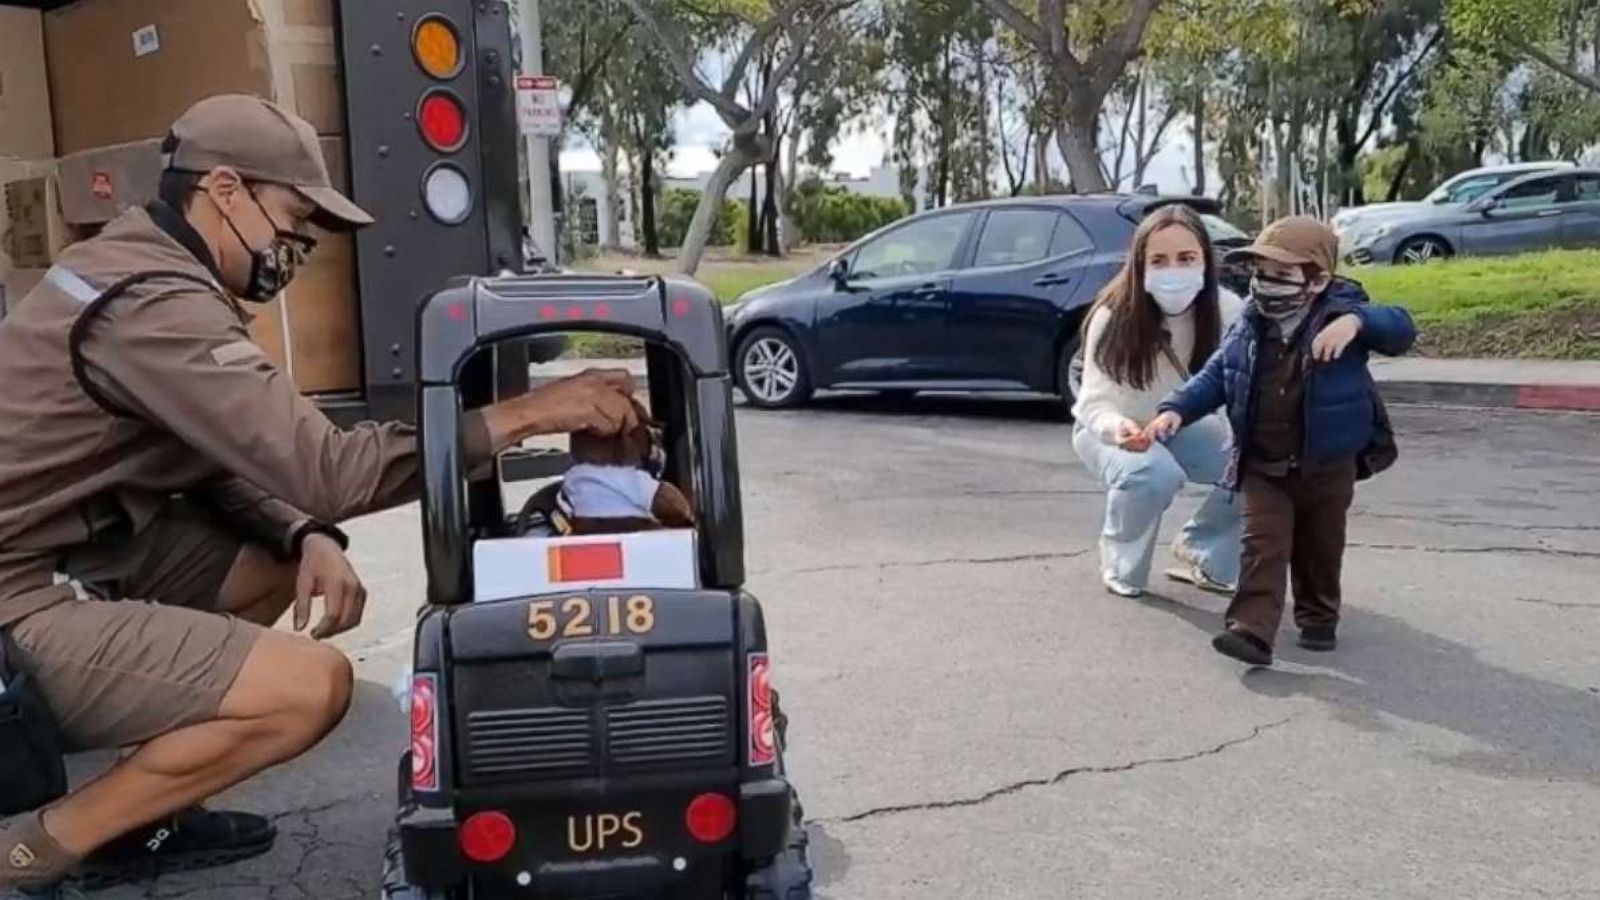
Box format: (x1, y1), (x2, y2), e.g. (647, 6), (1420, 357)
(0, 0), (548, 434)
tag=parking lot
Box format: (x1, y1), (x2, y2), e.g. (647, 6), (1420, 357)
(93, 398), (1600, 899)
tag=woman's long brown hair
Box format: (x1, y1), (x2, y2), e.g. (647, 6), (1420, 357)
(1081, 204), (1223, 391)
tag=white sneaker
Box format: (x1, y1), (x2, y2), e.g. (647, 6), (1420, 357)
(1102, 573), (1144, 598)
(1164, 563), (1236, 595)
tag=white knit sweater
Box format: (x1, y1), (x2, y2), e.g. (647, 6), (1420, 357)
(1072, 288), (1245, 444)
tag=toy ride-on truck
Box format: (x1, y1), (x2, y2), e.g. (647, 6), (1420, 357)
(382, 272), (813, 899)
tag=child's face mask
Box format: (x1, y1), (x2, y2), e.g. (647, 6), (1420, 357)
(1250, 271), (1315, 320)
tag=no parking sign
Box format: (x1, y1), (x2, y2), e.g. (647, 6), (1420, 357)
(516, 75), (561, 137)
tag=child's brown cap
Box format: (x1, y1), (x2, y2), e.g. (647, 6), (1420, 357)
(1225, 215), (1339, 276)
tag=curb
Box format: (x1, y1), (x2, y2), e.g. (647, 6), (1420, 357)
(537, 359), (1600, 413)
(1379, 381), (1600, 412)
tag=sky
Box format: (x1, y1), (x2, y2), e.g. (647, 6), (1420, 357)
(558, 98), (1201, 194)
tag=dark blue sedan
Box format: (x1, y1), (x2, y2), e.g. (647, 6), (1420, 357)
(725, 193), (1246, 409)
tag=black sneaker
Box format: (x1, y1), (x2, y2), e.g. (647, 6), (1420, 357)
(72, 809), (276, 891)
(1298, 626), (1338, 652)
(7, 885), (88, 899)
(1212, 627), (1273, 666)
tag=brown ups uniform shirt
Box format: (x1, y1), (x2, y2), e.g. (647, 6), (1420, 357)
(0, 204), (489, 627)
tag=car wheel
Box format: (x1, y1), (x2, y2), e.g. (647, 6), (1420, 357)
(1395, 236), (1451, 265)
(1055, 338), (1081, 418)
(737, 328), (812, 409)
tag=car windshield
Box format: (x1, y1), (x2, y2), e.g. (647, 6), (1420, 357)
(1201, 214), (1249, 243)
(1425, 172), (1529, 205)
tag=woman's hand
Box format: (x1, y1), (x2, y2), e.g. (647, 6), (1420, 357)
(1144, 411), (1184, 443)
(1114, 419), (1152, 453)
(1312, 313), (1363, 362)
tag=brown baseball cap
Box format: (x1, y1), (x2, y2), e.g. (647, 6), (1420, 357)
(164, 94), (374, 229)
(1225, 215), (1339, 275)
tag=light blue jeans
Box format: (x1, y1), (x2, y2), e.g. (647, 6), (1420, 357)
(1072, 415), (1242, 590)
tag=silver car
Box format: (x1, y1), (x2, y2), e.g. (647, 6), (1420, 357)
(1343, 168), (1600, 265)
(1332, 160), (1573, 241)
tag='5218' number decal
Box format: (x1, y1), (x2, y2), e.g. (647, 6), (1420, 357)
(527, 595), (656, 641)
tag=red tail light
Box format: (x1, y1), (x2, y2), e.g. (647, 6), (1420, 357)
(685, 793), (737, 844)
(410, 673), (440, 792)
(748, 653), (776, 767)
(460, 810), (517, 862)
(418, 89), (468, 152)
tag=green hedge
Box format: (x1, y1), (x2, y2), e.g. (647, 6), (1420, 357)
(659, 188), (741, 249)
(791, 180), (908, 244)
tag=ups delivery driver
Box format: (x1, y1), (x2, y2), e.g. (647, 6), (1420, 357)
(0, 95), (639, 897)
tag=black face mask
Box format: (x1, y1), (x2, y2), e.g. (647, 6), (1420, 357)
(219, 190), (316, 303)
(1249, 271), (1314, 320)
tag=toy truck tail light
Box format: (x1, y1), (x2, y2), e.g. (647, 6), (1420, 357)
(460, 810), (516, 862)
(547, 541), (624, 583)
(685, 793), (737, 844)
(411, 673), (440, 793)
(748, 653), (776, 767)
(412, 15), (465, 80)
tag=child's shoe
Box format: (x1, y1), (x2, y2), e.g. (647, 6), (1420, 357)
(1297, 626), (1338, 651)
(1212, 626), (1273, 666)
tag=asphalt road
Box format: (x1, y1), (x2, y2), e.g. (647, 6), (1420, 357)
(90, 398), (1600, 899)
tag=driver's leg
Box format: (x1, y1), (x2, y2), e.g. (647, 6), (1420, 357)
(212, 542), (298, 627)
(39, 630), (350, 856)
(1, 601), (350, 892)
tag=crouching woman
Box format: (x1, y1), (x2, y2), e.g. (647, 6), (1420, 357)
(1071, 204), (1245, 598)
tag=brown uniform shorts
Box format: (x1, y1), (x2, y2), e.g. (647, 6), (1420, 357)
(9, 501), (264, 752)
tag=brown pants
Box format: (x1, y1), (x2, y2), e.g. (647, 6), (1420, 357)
(1227, 460), (1357, 648)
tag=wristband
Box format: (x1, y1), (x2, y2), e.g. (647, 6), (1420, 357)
(289, 521), (350, 558)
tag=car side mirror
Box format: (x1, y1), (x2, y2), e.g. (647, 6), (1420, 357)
(828, 257), (851, 288)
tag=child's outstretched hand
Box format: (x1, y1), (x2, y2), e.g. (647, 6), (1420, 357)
(1114, 419), (1152, 453)
(1144, 411), (1183, 443)
(1312, 313), (1363, 361)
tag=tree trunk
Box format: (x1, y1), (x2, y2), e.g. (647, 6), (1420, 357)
(1192, 81), (1206, 196)
(679, 146), (755, 275)
(1034, 128), (1049, 192)
(763, 136), (781, 257)
(599, 117), (622, 250)
(640, 144), (660, 258)
(746, 165), (761, 255)
(782, 127), (800, 251)
(1385, 139), (1418, 202)
(977, 45), (992, 199)
(1056, 120), (1108, 193)
(937, 32), (953, 207)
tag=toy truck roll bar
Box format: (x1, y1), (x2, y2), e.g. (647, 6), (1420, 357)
(415, 273), (745, 607)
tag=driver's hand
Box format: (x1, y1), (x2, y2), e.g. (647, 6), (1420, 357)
(522, 369), (640, 436)
(293, 533), (368, 640)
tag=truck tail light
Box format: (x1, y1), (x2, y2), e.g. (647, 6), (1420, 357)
(410, 673), (440, 792)
(418, 90), (469, 152)
(460, 810), (516, 862)
(413, 15), (464, 80)
(684, 793), (737, 845)
(748, 653), (776, 767)
(423, 163), (472, 225)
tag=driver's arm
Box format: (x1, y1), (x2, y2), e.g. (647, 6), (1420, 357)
(196, 473), (342, 558)
(79, 286), (493, 524)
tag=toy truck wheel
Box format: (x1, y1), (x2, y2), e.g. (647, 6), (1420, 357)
(380, 830), (459, 900)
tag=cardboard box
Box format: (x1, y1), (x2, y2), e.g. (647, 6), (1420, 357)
(3, 175), (72, 270)
(0, 158), (56, 273)
(0, 8), (55, 159)
(55, 140), (164, 226)
(45, 0), (342, 155)
(1, 267), (48, 319)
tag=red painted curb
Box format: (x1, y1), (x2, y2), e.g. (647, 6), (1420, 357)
(1515, 385), (1600, 411)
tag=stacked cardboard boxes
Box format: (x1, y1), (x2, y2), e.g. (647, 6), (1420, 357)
(0, 0), (361, 394)
(0, 6), (62, 318)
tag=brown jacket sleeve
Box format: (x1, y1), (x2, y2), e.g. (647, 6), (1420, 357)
(197, 474), (316, 557)
(78, 285), (489, 524)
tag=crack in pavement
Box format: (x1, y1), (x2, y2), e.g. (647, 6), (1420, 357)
(1354, 511), (1600, 534)
(1348, 541), (1600, 560)
(766, 547), (1094, 577)
(824, 716), (1297, 825)
(1513, 596), (1600, 611)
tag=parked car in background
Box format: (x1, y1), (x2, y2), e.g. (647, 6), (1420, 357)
(724, 193), (1249, 410)
(1334, 160), (1574, 253)
(1342, 167), (1600, 265)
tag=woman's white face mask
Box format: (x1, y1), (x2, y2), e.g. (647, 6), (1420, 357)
(1145, 266), (1205, 315)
